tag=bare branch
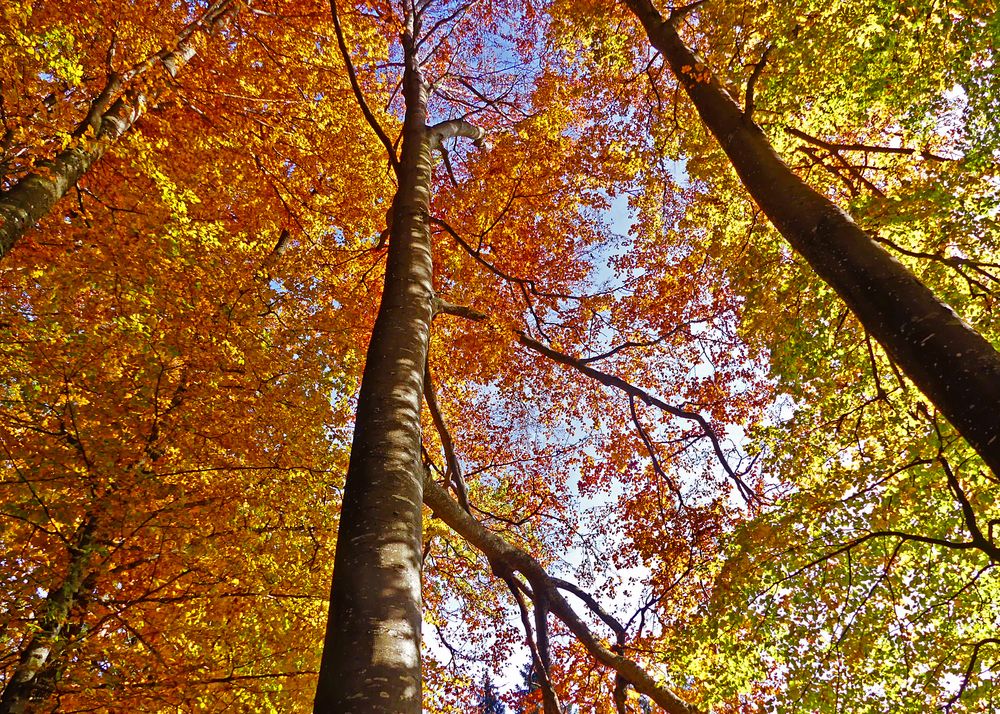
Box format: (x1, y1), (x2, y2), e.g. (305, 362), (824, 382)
(517, 331), (757, 503)
(431, 296), (488, 321)
(743, 44), (772, 119)
(423, 473), (705, 714)
(423, 361), (471, 512)
(506, 577), (562, 714)
(428, 118), (486, 149)
(550, 578), (626, 638)
(785, 126), (955, 162)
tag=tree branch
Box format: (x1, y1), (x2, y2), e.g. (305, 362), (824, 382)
(432, 215), (586, 302)
(423, 473), (705, 714)
(517, 331), (756, 504)
(550, 578), (626, 639)
(774, 529), (989, 591)
(431, 296), (487, 321)
(423, 361), (471, 512)
(668, 0), (708, 23)
(785, 126), (954, 162)
(329, 0), (400, 175)
(869, 233), (1000, 291)
(506, 576), (563, 714)
(629, 394), (685, 507)
(743, 44), (772, 120)
(939, 454), (1000, 562)
(579, 327), (693, 364)
(428, 118), (487, 149)
(945, 638), (1000, 713)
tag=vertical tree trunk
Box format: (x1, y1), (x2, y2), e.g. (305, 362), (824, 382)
(0, 0), (233, 260)
(0, 517), (96, 714)
(625, 0), (1000, 474)
(313, 28), (434, 714)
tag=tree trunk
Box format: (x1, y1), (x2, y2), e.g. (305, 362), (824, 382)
(0, 0), (233, 260)
(624, 0), (1000, 474)
(0, 518), (96, 714)
(313, 29), (434, 714)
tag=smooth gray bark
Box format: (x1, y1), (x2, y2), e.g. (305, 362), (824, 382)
(313, 23), (434, 714)
(311, 12), (490, 702)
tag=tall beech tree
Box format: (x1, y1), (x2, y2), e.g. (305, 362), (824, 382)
(313, 2), (488, 708)
(312, 0), (726, 708)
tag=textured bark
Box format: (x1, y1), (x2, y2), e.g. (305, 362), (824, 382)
(423, 476), (704, 714)
(313, 28), (434, 714)
(0, 518), (96, 714)
(624, 0), (1000, 474)
(0, 0), (233, 261)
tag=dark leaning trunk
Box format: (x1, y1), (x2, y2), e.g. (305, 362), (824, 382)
(625, 0), (1000, 474)
(313, 32), (434, 714)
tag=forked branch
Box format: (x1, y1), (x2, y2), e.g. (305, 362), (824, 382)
(506, 577), (562, 714)
(946, 638), (1000, 713)
(668, 0), (708, 23)
(423, 473), (705, 714)
(516, 331), (756, 503)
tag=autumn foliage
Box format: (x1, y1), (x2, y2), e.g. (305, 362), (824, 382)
(1, 0), (999, 712)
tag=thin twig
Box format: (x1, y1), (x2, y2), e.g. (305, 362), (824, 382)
(329, 0), (400, 175)
(423, 361), (471, 512)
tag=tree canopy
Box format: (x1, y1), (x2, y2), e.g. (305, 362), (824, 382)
(1, 0), (998, 712)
